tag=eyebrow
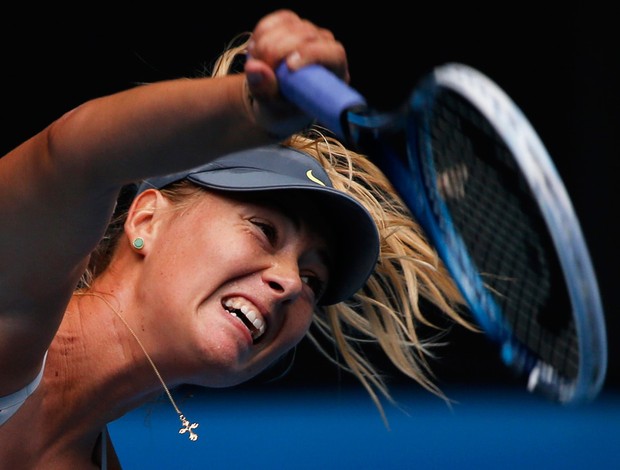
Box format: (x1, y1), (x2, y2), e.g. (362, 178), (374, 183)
(261, 194), (334, 273)
(225, 189), (335, 272)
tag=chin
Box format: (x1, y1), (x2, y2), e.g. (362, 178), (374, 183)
(191, 356), (272, 388)
(193, 333), (292, 387)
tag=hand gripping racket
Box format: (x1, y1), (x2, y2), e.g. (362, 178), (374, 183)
(276, 62), (608, 405)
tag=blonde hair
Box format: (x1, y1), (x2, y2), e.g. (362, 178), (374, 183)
(213, 35), (476, 421)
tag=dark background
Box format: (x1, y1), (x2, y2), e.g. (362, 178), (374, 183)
(3, 4), (616, 395)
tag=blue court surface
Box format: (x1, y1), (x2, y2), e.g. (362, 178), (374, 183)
(109, 384), (619, 469)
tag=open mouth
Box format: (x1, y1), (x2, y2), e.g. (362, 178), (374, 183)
(223, 298), (266, 343)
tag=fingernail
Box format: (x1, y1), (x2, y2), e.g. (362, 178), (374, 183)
(287, 51), (302, 69)
(246, 71), (263, 86)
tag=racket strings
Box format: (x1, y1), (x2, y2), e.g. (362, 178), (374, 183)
(422, 91), (580, 384)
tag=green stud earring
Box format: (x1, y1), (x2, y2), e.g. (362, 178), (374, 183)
(132, 237), (145, 250)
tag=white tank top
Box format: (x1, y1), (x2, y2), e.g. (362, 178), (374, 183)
(0, 352), (47, 426)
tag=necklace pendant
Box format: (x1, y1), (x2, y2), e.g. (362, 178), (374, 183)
(178, 414), (199, 441)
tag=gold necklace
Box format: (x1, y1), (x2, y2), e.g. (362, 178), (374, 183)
(76, 292), (199, 441)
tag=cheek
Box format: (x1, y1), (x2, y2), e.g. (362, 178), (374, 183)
(278, 305), (315, 350)
(165, 221), (258, 281)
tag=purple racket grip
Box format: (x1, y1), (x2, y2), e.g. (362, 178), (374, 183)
(276, 62), (367, 141)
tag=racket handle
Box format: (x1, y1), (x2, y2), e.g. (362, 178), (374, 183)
(276, 62), (367, 141)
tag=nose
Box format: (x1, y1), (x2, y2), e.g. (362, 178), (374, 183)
(262, 257), (304, 302)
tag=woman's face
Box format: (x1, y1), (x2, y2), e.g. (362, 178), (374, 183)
(136, 189), (331, 387)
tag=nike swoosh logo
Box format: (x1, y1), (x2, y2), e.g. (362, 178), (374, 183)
(306, 170), (326, 186)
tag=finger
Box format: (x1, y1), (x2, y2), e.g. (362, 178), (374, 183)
(245, 56), (279, 100)
(250, 10), (348, 81)
(285, 40), (349, 83)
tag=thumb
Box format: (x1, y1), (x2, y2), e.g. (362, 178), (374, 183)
(245, 57), (279, 102)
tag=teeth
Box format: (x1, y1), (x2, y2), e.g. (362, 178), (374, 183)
(223, 298), (266, 341)
(241, 305), (253, 318)
(241, 307), (266, 332)
(253, 318), (264, 331)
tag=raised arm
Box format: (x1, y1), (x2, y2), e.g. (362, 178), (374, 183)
(0, 9), (349, 395)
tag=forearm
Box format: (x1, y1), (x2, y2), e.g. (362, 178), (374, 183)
(47, 73), (275, 190)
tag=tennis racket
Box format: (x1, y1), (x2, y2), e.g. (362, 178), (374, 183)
(276, 62), (608, 405)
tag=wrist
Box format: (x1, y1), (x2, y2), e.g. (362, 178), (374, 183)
(242, 76), (313, 141)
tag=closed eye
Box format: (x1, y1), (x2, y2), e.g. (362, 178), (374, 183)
(252, 219), (277, 245)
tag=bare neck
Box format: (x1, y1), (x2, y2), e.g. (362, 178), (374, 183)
(0, 293), (168, 468)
